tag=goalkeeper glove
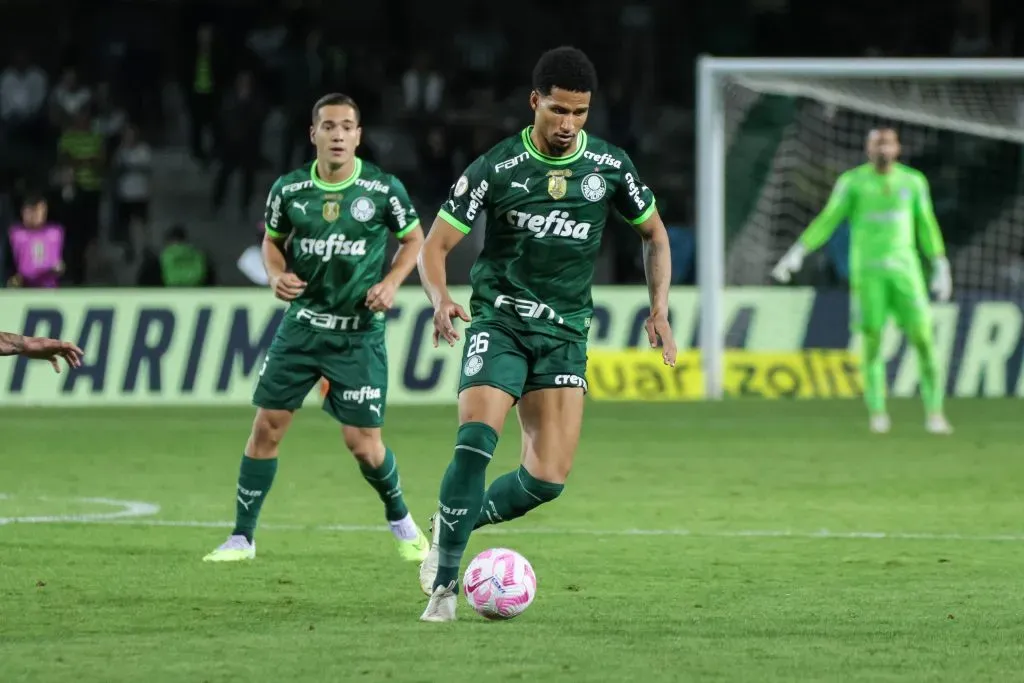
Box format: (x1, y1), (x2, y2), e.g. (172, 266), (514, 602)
(930, 256), (952, 302)
(771, 243), (807, 283)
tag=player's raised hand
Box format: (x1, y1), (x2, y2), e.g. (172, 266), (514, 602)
(432, 300), (471, 348)
(645, 310), (677, 367)
(21, 337), (85, 373)
(365, 280), (398, 312)
(270, 272), (306, 302)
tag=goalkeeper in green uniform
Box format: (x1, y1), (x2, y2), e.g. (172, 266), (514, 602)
(772, 128), (953, 435)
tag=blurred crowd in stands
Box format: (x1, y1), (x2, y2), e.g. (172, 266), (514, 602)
(0, 0), (1015, 289)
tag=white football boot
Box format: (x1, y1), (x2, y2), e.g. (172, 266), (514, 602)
(420, 581), (458, 622)
(203, 534), (255, 562)
(869, 413), (891, 434)
(926, 413), (954, 435)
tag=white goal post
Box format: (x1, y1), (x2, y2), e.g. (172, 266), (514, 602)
(696, 56), (1024, 400)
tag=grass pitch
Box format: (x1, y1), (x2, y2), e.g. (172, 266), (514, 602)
(2, 399), (1022, 682)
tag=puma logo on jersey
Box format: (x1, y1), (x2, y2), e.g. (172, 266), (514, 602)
(297, 234), (367, 261)
(293, 200), (309, 215)
(506, 209), (592, 240)
(511, 179), (531, 193)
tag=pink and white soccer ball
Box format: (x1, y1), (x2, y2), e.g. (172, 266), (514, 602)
(463, 548), (537, 620)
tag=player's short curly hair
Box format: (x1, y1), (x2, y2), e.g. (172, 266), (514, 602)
(312, 93), (361, 124)
(532, 46), (598, 96)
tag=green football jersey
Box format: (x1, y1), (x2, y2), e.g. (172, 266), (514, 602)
(798, 163), (946, 288)
(264, 158), (419, 333)
(438, 127), (657, 342)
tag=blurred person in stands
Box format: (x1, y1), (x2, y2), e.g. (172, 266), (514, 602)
(212, 71), (266, 219)
(92, 82), (127, 158)
(7, 193), (64, 289)
(138, 224), (216, 287)
(402, 51), (444, 116)
(280, 28), (340, 173)
(237, 223), (269, 286)
(184, 23), (225, 168)
(57, 105), (104, 284)
(49, 66), (91, 130)
(1, 50), (48, 147)
(112, 124), (152, 252)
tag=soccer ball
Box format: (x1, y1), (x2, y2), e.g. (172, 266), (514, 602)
(463, 548), (537, 620)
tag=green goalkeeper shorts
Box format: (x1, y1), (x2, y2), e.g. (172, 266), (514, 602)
(851, 269), (931, 334)
(457, 321), (589, 400)
(252, 318), (388, 427)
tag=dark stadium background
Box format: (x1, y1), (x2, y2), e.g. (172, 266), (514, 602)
(0, 0), (1016, 290)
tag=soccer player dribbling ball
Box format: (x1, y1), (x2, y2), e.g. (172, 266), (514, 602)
(772, 127), (953, 435)
(203, 94), (432, 563)
(416, 47), (678, 622)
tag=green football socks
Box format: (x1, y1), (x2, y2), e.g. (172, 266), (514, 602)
(433, 422), (498, 591)
(908, 325), (944, 414)
(475, 465), (564, 529)
(232, 455), (278, 542)
(358, 447), (409, 522)
(861, 330), (887, 415)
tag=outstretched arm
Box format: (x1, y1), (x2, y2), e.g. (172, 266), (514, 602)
(0, 331), (84, 372)
(773, 174), (852, 283)
(0, 331), (26, 356)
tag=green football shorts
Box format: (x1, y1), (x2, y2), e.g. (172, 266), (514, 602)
(851, 269), (932, 334)
(252, 318), (388, 427)
(457, 321), (589, 400)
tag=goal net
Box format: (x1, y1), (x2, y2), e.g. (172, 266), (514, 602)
(720, 69), (1024, 293)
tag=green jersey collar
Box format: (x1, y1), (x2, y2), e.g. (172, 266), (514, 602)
(310, 158), (362, 191)
(521, 127), (588, 166)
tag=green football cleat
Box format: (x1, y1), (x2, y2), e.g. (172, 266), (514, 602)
(397, 525), (430, 563)
(203, 534), (256, 562)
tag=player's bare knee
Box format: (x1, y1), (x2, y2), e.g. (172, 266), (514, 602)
(248, 409), (292, 458)
(458, 385), (514, 435)
(343, 426), (385, 467)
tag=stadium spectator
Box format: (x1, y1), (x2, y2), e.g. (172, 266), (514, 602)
(184, 23), (224, 168)
(401, 51), (444, 116)
(0, 50), (48, 147)
(417, 126), (457, 207)
(212, 70), (266, 219)
(56, 106), (105, 284)
(111, 124), (152, 249)
(236, 224), (268, 286)
(91, 82), (127, 158)
(138, 224), (216, 287)
(280, 27), (341, 172)
(49, 66), (91, 130)
(7, 194), (64, 289)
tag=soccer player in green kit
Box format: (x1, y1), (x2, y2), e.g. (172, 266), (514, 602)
(772, 128), (954, 435)
(203, 94), (432, 563)
(416, 47), (677, 621)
